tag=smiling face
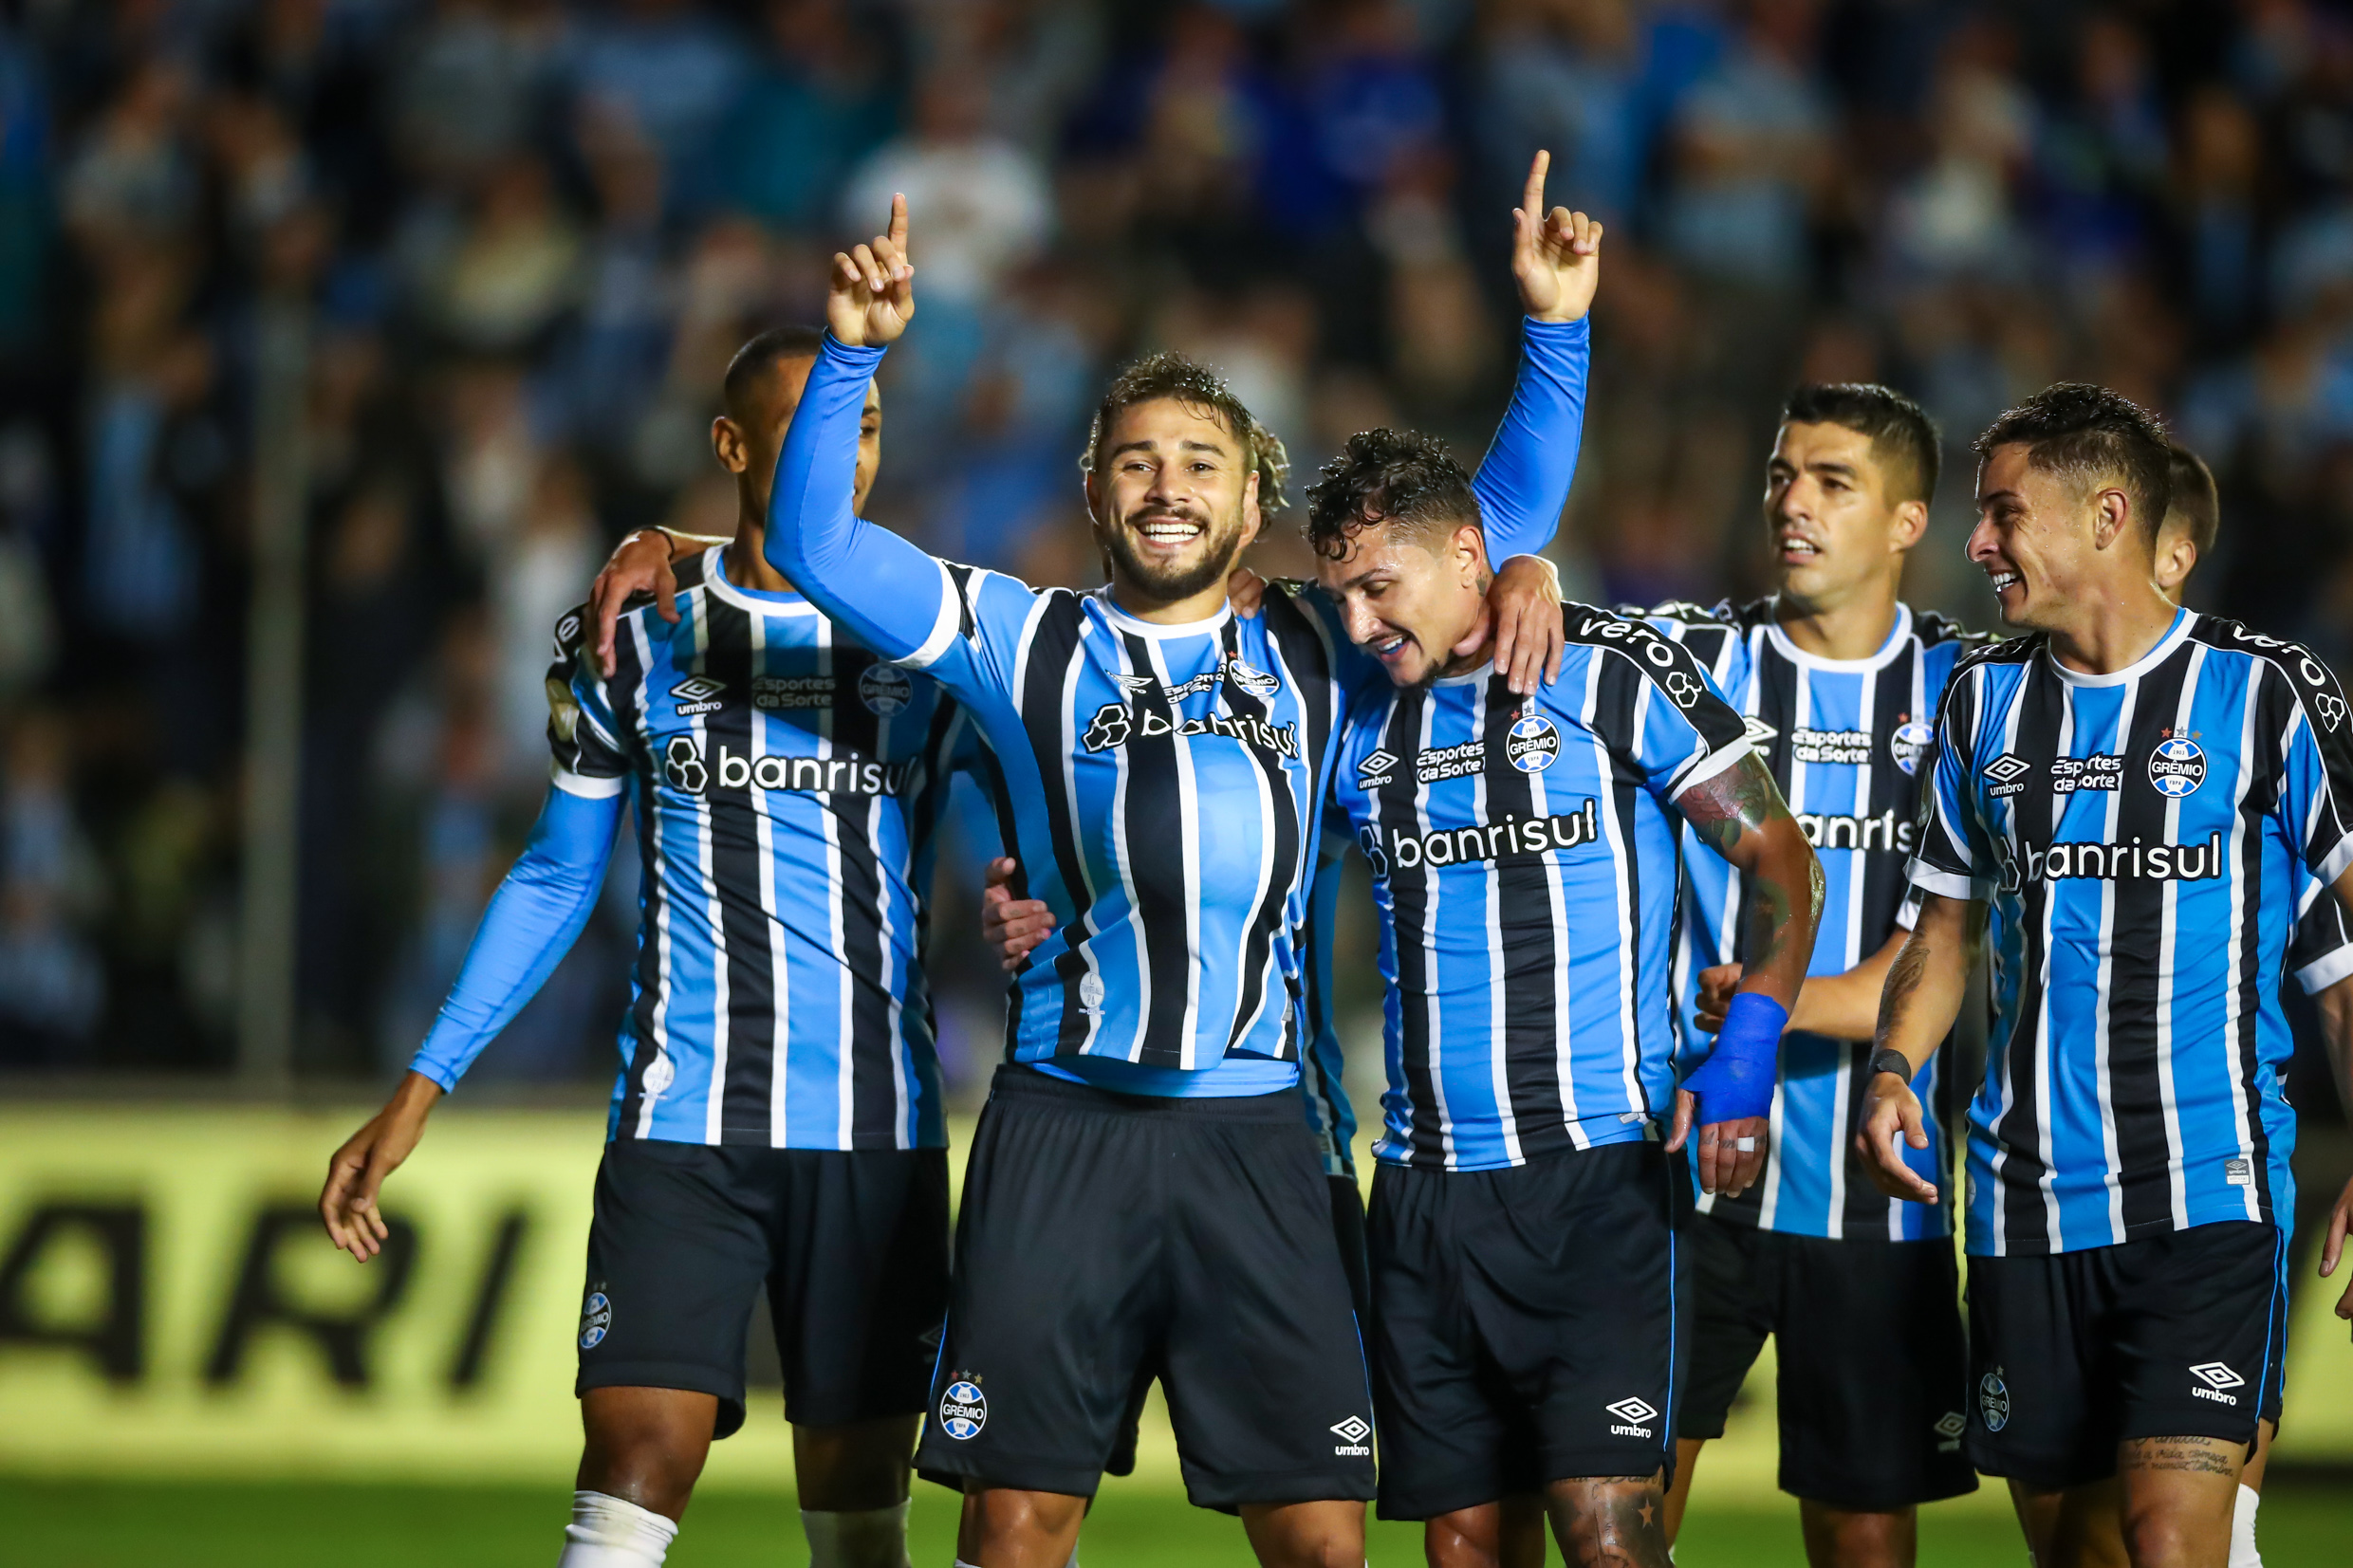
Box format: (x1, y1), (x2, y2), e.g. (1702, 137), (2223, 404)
(1084, 396), (1263, 606)
(1764, 420), (1925, 611)
(1968, 441), (2149, 630)
(1312, 516), (1489, 688)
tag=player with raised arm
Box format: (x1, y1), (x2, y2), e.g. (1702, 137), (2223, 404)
(1861, 384), (2353, 1568)
(769, 162), (1600, 1568)
(318, 326), (972, 1568)
(1646, 386), (1984, 1568)
(2152, 441), (2353, 1568)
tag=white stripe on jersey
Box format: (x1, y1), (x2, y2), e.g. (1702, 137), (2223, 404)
(638, 609), (673, 1140)
(1584, 649), (1647, 1119)
(694, 596), (732, 1146)
(1985, 675), (2030, 1253)
(2154, 645), (2204, 1230)
(1529, 676), (1588, 1151)
(1052, 618), (1106, 1055)
(1414, 693), (1458, 1169)
(1103, 630), (1156, 1061)
(2225, 667), (2262, 1222)
(873, 677), (912, 1149)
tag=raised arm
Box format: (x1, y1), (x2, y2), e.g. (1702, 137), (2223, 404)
(1470, 150), (1601, 560)
(321, 785), (621, 1260)
(763, 194), (954, 662)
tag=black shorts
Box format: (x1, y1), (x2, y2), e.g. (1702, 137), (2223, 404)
(1965, 1221), (2288, 1488)
(576, 1138), (949, 1439)
(915, 1066), (1376, 1510)
(1102, 1172), (1371, 1480)
(1366, 1140), (1688, 1521)
(1681, 1217), (1977, 1509)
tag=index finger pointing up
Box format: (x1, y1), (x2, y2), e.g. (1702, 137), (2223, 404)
(889, 192), (908, 251)
(1521, 150), (1550, 225)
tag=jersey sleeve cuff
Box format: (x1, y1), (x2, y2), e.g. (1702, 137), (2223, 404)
(899, 558), (966, 670)
(408, 1056), (461, 1093)
(2295, 942), (2353, 995)
(1906, 861), (1982, 901)
(1671, 736), (1752, 797)
(2314, 828), (2353, 888)
(550, 764), (628, 799)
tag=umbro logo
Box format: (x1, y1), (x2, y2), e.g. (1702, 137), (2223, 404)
(671, 675), (726, 715)
(1604, 1397), (1658, 1437)
(1743, 715), (1778, 745)
(1934, 1411), (1965, 1451)
(1329, 1414), (1372, 1456)
(2189, 1362), (2243, 1406)
(1983, 754), (2031, 796)
(1358, 748), (1399, 787)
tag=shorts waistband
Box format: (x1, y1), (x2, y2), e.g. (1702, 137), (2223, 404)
(990, 1061), (1306, 1123)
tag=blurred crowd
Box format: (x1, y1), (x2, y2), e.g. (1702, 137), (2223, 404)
(6, 0), (2353, 1080)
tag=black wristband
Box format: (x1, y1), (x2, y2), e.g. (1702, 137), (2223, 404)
(1868, 1046), (1914, 1082)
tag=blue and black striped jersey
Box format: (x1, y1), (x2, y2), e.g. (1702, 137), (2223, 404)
(1653, 600), (1984, 1241)
(551, 547), (973, 1148)
(1329, 605), (1754, 1171)
(1909, 609), (2353, 1255)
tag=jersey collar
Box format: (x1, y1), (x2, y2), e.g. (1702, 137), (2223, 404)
(1760, 598), (1914, 673)
(702, 545), (820, 616)
(2042, 606), (2192, 688)
(1093, 586), (1234, 639)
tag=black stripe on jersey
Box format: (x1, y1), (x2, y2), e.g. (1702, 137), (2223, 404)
(966, 726), (1028, 1049)
(901, 698), (971, 1053)
(1117, 628), (1197, 1066)
(827, 643), (902, 1145)
(1478, 673), (1572, 1141)
(1375, 691), (1445, 1165)
(696, 595), (780, 1138)
(1995, 658), (2068, 1254)
(1012, 592), (1098, 1055)
(1216, 613), (1303, 1058)
(2105, 648), (2195, 1235)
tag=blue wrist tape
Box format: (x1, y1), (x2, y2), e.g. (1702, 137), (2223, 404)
(1684, 991), (1786, 1124)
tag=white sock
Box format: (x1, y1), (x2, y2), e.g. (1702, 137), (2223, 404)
(2230, 1484), (2262, 1568)
(802, 1503), (913, 1568)
(557, 1490), (677, 1567)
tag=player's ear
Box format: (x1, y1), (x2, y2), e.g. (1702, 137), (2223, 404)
(1890, 497), (1930, 553)
(713, 416), (749, 476)
(2093, 485), (2133, 551)
(1455, 521), (1488, 583)
(1240, 468), (1263, 545)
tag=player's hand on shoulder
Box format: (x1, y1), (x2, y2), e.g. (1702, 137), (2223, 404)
(980, 856), (1054, 973)
(829, 193), (916, 348)
(1695, 963), (1743, 1032)
(1481, 554), (1566, 696)
(590, 529), (683, 677)
(1510, 150), (1603, 324)
(1227, 565), (1269, 618)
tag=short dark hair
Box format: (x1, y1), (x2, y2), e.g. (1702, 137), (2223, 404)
(1972, 382), (2173, 539)
(1304, 428), (1480, 562)
(2163, 442), (2218, 557)
(723, 325), (828, 422)
(1081, 351), (1289, 513)
(1780, 383), (1941, 505)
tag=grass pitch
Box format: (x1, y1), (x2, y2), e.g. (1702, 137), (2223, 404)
(6, 1476), (2349, 1566)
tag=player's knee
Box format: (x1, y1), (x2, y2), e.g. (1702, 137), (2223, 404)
(578, 1393), (714, 1517)
(2119, 1501), (2220, 1568)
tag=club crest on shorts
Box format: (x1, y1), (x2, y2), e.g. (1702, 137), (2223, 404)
(860, 663), (913, 715)
(939, 1379), (988, 1440)
(1507, 713), (1560, 773)
(2148, 735), (2205, 798)
(1978, 1371), (2010, 1432)
(579, 1289), (612, 1350)
(1891, 719), (1932, 776)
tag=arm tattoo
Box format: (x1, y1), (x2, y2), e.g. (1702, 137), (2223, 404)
(1875, 932), (1933, 1044)
(2120, 1436), (2240, 1477)
(1683, 755), (1816, 968)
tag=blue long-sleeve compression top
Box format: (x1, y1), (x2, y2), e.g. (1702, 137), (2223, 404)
(409, 785), (621, 1090)
(761, 322), (1590, 1086)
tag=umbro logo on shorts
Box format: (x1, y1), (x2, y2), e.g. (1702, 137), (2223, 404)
(1934, 1411), (1964, 1452)
(2189, 1362), (2243, 1406)
(1329, 1415), (1372, 1456)
(1604, 1397), (1657, 1438)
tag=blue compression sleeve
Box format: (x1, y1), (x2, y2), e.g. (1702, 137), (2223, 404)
(1472, 316), (1591, 559)
(1682, 990), (1785, 1125)
(408, 786), (623, 1091)
(764, 334), (946, 661)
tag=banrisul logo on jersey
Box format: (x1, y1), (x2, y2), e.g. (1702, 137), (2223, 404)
(1080, 700), (1297, 757)
(1994, 833), (2226, 893)
(2149, 734), (2205, 797)
(1363, 801), (1600, 880)
(660, 735), (910, 797)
